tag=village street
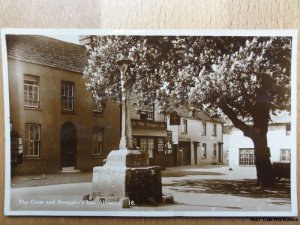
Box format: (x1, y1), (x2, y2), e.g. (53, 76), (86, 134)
(9, 165), (291, 213)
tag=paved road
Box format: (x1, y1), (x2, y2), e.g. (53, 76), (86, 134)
(8, 165), (292, 215)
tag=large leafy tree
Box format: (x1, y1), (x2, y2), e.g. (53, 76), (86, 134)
(83, 35), (175, 148)
(84, 35), (291, 187)
(164, 36), (292, 187)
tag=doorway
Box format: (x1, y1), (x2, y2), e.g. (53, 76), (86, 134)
(193, 142), (198, 165)
(60, 122), (77, 168)
(218, 143), (223, 164)
(178, 141), (191, 166)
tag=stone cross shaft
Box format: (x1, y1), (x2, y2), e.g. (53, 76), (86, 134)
(117, 56), (133, 150)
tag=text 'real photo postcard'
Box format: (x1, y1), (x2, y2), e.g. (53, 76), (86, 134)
(1, 29), (298, 217)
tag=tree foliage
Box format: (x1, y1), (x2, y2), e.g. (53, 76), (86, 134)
(84, 35), (291, 129)
(161, 36), (292, 123)
(83, 35), (176, 112)
(84, 35), (292, 186)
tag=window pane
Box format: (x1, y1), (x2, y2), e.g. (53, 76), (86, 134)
(93, 99), (105, 113)
(140, 139), (147, 150)
(181, 119), (187, 133)
(24, 77), (39, 108)
(61, 82), (74, 111)
(92, 128), (103, 156)
(202, 122), (206, 135)
(213, 124), (217, 136)
(280, 149), (291, 162)
(158, 138), (164, 152)
(202, 143), (206, 158)
(25, 124), (40, 157)
(213, 144), (217, 157)
(148, 139), (154, 158)
(140, 106), (154, 120)
(239, 149), (255, 166)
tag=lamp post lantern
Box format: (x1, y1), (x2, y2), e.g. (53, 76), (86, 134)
(116, 55), (134, 150)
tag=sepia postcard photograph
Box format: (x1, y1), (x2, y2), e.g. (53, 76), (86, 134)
(1, 29), (298, 217)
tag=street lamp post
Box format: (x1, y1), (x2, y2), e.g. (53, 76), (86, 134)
(91, 54), (164, 207)
(116, 55), (133, 150)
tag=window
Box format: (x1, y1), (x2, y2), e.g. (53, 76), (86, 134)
(25, 123), (40, 157)
(239, 148), (255, 166)
(140, 138), (147, 151)
(140, 138), (154, 158)
(92, 127), (103, 156)
(167, 131), (172, 143)
(212, 143), (217, 158)
(140, 105), (154, 121)
(201, 143), (207, 158)
(202, 122), (207, 136)
(157, 138), (164, 152)
(24, 76), (39, 108)
(213, 124), (217, 136)
(92, 98), (106, 114)
(61, 81), (74, 111)
(146, 111), (154, 120)
(286, 123), (291, 136)
(225, 151), (229, 161)
(280, 149), (291, 162)
(165, 131), (173, 154)
(148, 139), (154, 158)
(181, 119), (187, 133)
(164, 115), (168, 123)
(132, 137), (138, 149)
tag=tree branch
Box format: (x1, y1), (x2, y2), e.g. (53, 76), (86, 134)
(219, 103), (253, 138)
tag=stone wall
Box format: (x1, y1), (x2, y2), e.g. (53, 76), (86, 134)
(92, 165), (162, 205)
(125, 166), (162, 204)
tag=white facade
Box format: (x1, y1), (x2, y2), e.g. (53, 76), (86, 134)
(167, 116), (223, 165)
(224, 123), (291, 169)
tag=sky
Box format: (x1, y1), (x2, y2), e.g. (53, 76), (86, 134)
(45, 35), (80, 44)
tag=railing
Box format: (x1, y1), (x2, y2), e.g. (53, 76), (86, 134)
(131, 119), (167, 129)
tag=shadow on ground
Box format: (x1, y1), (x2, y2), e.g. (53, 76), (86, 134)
(12, 173), (93, 188)
(162, 170), (225, 177)
(165, 179), (291, 201)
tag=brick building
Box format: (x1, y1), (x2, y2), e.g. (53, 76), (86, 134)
(7, 35), (120, 176)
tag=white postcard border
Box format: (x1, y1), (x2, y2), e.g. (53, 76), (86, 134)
(1, 28), (298, 217)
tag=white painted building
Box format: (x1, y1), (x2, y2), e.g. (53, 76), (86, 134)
(223, 111), (291, 169)
(167, 109), (224, 166)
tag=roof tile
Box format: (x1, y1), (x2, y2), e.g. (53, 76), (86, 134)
(6, 35), (86, 73)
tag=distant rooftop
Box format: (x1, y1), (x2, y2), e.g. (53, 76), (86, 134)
(177, 107), (223, 123)
(269, 110), (291, 124)
(223, 110), (291, 127)
(6, 35), (86, 73)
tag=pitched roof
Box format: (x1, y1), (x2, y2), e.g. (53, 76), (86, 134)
(223, 110), (291, 128)
(177, 107), (223, 123)
(270, 110), (291, 124)
(6, 35), (86, 73)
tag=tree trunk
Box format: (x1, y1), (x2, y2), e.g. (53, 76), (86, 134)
(251, 134), (275, 187)
(217, 102), (276, 187)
